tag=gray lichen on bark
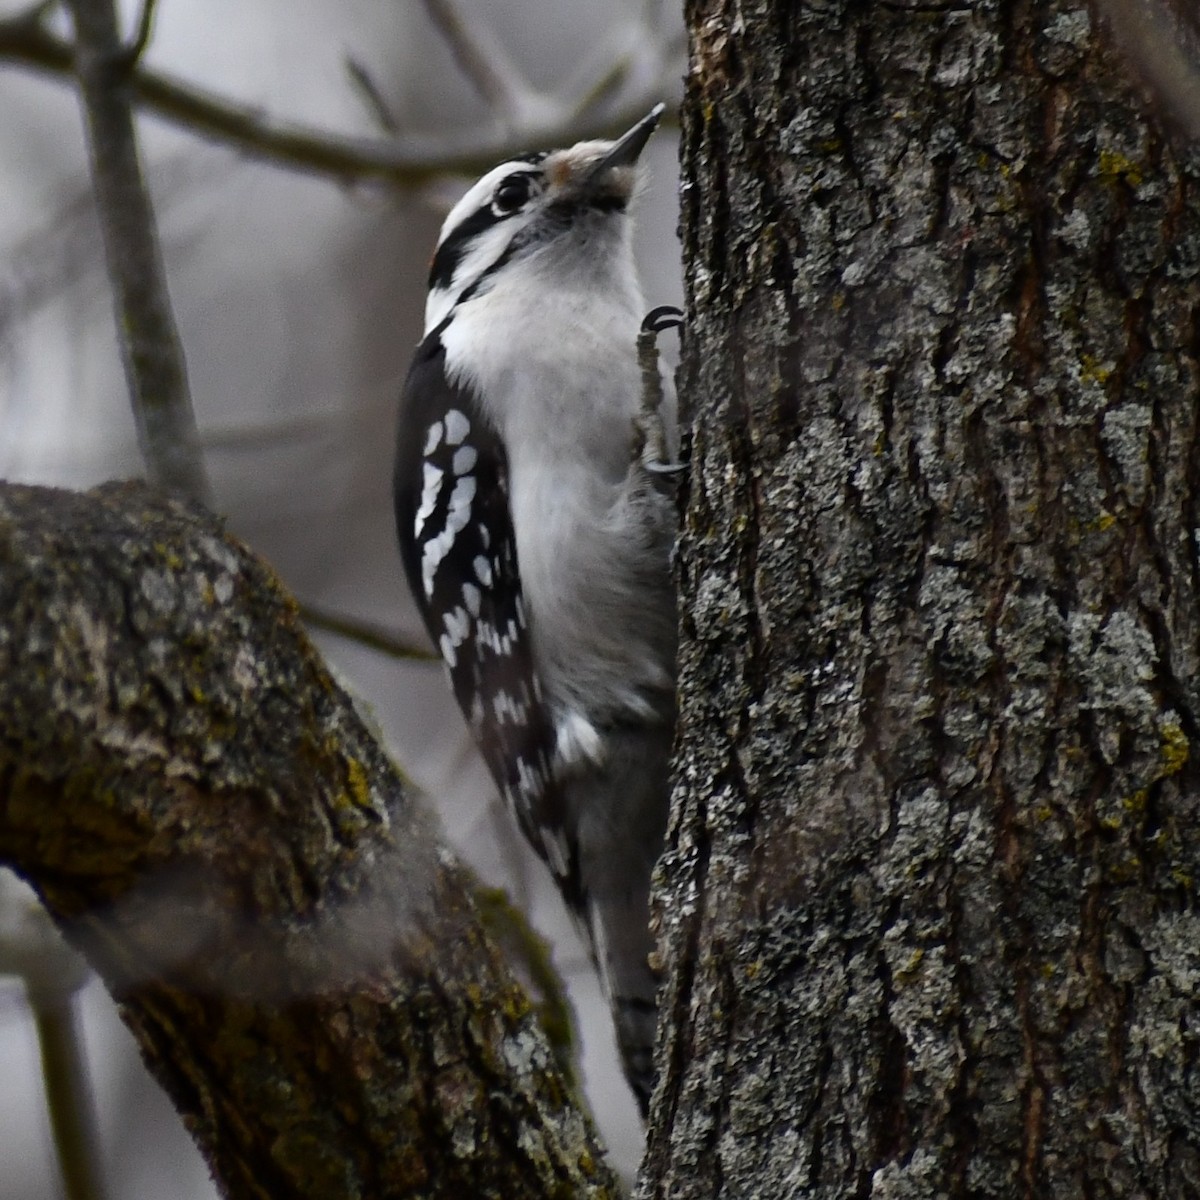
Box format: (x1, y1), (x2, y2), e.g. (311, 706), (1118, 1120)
(0, 481), (617, 1200)
(645, 0), (1200, 1196)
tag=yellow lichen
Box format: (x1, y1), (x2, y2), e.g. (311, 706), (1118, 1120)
(1109, 855), (1141, 883)
(1079, 354), (1113, 385)
(345, 757), (371, 808)
(1122, 789), (1148, 815)
(894, 948), (924, 983)
(1159, 723), (1189, 777)
(1098, 149), (1144, 187)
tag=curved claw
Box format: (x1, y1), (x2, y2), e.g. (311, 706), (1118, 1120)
(644, 457), (687, 476)
(640, 305), (684, 335)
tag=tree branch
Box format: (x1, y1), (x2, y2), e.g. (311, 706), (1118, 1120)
(64, 0), (209, 502)
(0, 480), (618, 1200)
(0, 3), (675, 189)
(31, 994), (108, 1200)
(419, 0), (532, 125)
(299, 601), (436, 662)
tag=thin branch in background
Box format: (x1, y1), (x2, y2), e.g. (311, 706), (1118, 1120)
(299, 601), (437, 661)
(119, 0), (157, 68)
(199, 412), (340, 452)
(566, 52), (636, 125)
(344, 54), (399, 135)
(0, 3), (679, 188)
(419, 0), (528, 125)
(2, 871), (105, 1200)
(63, 0), (210, 502)
(31, 995), (109, 1200)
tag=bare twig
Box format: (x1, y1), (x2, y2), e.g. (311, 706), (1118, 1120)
(2, 871), (106, 1200)
(344, 54), (399, 135)
(31, 996), (108, 1200)
(419, 0), (529, 123)
(119, 0), (157, 68)
(299, 601), (437, 661)
(199, 412), (340, 451)
(64, 0), (210, 502)
(0, 4), (677, 188)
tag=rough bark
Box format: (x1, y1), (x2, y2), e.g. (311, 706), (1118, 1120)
(0, 481), (617, 1200)
(646, 1), (1200, 1197)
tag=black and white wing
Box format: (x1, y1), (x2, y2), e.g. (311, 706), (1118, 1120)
(394, 334), (578, 896)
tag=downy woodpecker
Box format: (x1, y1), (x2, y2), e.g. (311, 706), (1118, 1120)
(393, 106), (677, 1115)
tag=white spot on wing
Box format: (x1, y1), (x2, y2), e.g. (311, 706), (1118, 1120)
(422, 526), (456, 596)
(541, 826), (572, 881)
(443, 605), (471, 647)
(474, 555), (494, 587)
(556, 711), (605, 768)
(444, 409), (470, 445)
(423, 422), (444, 455)
(414, 462), (444, 538)
(447, 476), (476, 532)
(452, 445), (478, 475)
(516, 756), (543, 804)
(462, 582), (482, 616)
(493, 689), (529, 724)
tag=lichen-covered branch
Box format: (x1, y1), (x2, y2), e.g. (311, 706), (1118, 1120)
(0, 481), (617, 1200)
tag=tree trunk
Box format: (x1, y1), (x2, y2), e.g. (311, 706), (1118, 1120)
(645, 1), (1200, 1197)
(0, 482), (617, 1200)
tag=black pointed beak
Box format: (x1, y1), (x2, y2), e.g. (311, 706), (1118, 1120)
(585, 104), (665, 180)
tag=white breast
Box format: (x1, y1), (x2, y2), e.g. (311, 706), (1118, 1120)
(439, 226), (675, 725)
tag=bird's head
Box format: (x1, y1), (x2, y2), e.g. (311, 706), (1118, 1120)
(424, 104), (664, 333)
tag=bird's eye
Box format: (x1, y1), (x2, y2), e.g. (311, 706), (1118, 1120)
(493, 174), (533, 214)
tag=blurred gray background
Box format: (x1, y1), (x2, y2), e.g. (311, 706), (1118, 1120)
(0, 0), (684, 1192)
